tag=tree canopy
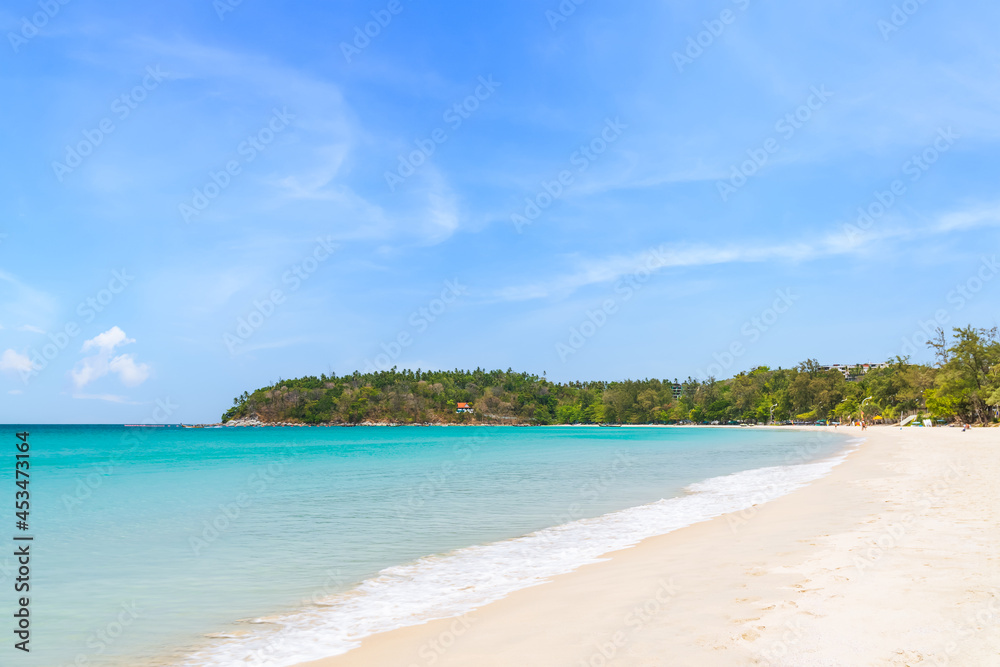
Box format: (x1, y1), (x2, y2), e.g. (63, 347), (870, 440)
(222, 326), (1000, 426)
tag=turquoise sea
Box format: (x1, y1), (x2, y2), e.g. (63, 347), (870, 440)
(0, 425), (855, 666)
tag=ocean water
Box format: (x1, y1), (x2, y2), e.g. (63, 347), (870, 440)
(0, 425), (856, 666)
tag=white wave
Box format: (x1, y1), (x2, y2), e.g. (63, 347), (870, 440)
(178, 438), (862, 666)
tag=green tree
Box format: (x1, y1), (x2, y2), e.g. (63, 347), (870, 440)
(928, 326), (1000, 423)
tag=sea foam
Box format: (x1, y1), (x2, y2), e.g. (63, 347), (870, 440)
(178, 438), (862, 666)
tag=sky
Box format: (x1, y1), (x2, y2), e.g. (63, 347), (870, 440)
(1, 0), (999, 424)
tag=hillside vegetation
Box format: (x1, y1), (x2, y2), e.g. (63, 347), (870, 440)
(222, 326), (1000, 426)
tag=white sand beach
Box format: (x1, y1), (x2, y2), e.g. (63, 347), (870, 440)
(295, 426), (999, 666)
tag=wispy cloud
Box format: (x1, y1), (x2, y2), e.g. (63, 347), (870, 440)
(229, 336), (317, 356)
(72, 393), (142, 404)
(419, 169), (461, 246)
(494, 203), (1000, 302)
(270, 144), (352, 201)
(934, 204), (1000, 232)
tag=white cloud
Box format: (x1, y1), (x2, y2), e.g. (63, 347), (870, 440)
(0, 349), (34, 374)
(71, 355), (109, 388)
(17, 324), (45, 334)
(109, 354), (151, 387)
(8, 389), (23, 395)
(71, 327), (150, 389)
(82, 326), (134, 353)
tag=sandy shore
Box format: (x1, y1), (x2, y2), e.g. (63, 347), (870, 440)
(296, 426), (999, 667)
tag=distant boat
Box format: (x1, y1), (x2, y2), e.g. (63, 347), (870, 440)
(599, 423), (622, 427)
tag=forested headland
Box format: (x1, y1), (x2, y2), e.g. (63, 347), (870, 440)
(222, 326), (1000, 426)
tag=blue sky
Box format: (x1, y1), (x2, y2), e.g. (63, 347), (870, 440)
(2, 0), (999, 423)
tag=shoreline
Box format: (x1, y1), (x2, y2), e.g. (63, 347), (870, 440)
(170, 425), (854, 666)
(287, 425), (999, 666)
(212, 419), (952, 428)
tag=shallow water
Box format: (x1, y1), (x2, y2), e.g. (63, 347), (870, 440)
(0, 425), (853, 666)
